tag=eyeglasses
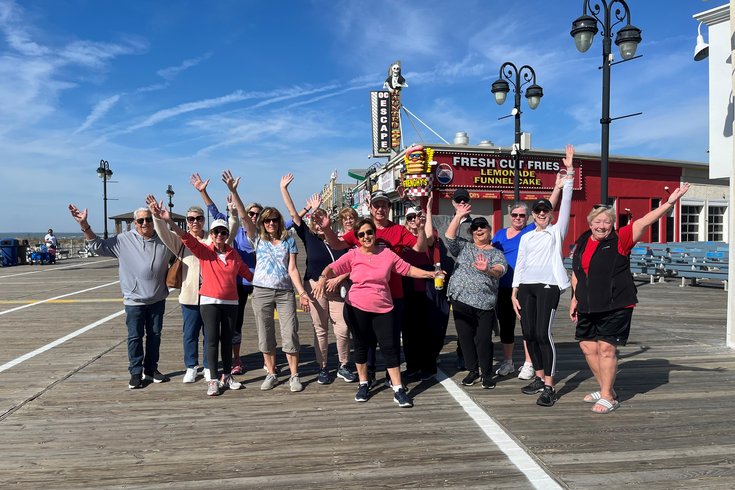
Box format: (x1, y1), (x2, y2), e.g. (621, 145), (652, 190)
(406, 214), (417, 221)
(211, 228), (229, 237)
(248, 211), (260, 217)
(357, 229), (375, 238)
(510, 213), (526, 218)
(135, 217), (153, 224)
(593, 204), (613, 210)
(454, 197), (469, 204)
(186, 216), (204, 223)
(471, 224), (488, 231)
(263, 217), (279, 224)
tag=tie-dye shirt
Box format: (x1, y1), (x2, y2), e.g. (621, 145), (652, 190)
(249, 235), (298, 290)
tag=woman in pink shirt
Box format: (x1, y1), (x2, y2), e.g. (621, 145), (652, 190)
(314, 218), (438, 408)
(155, 202), (253, 397)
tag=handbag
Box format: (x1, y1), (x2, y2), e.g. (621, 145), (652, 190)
(166, 244), (185, 289)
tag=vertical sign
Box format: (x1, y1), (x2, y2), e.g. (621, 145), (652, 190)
(371, 91), (391, 157)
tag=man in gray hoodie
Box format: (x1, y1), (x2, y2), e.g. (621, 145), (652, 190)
(69, 204), (173, 389)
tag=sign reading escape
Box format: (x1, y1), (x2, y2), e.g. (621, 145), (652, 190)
(370, 91), (391, 156)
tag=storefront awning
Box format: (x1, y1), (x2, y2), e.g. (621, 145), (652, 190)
(347, 168), (368, 181)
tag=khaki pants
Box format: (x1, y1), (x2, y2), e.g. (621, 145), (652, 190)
(251, 287), (300, 354)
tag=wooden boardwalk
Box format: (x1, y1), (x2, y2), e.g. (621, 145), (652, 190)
(0, 256), (733, 489)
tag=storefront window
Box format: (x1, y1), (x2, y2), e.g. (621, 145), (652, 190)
(707, 206), (726, 242)
(680, 205), (702, 242)
(650, 198), (660, 242)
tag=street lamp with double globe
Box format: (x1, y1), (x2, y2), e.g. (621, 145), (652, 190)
(96, 159), (113, 239)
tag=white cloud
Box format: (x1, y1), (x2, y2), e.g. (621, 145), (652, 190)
(74, 94), (122, 134)
(157, 53), (212, 80)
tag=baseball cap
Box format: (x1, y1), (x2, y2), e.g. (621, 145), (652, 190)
(532, 198), (553, 212)
(370, 190), (390, 204)
(209, 218), (228, 232)
(453, 188), (470, 202)
(470, 216), (490, 231)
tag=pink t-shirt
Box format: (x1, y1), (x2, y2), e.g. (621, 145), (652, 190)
(331, 247), (412, 313)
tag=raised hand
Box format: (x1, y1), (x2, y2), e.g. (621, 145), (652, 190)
(68, 204), (88, 225)
(226, 194), (238, 215)
(146, 194), (163, 218)
(472, 253), (488, 272)
(455, 202), (471, 218)
(158, 200), (171, 221)
(562, 143), (574, 169)
(306, 193), (322, 211)
(425, 193), (433, 215)
(221, 170), (240, 192)
(190, 173), (209, 192)
(318, 212), (331, 230)
(280, 173), (294, 189)
(667, 182), (690, 204)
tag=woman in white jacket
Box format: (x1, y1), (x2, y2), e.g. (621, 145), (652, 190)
(511, 144), (574, 407)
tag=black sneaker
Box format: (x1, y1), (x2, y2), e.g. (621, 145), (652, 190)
(128, 373), (143, 389)
(144, 370), (170, 383)
(355, 383), (369, 402)
(481, 375), (496, 389)
(521, 377), (545, 395)
(317, 368), (332, 385)
(393, 388), (413, 408)
(461, 371), (480, 386)
(536, 386), (557, 407)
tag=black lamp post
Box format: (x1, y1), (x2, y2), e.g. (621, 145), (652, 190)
(166, 184), (175, 215)
(96, 159), (113, 239)
(571, 0), (642, 205)
(491, 62), (543, 202)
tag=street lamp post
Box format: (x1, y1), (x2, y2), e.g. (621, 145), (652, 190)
(166, 184), (175, 215)
(571, 0), (642, 204)
(96, 159), (113, 239)
(491, 62), (543, 202)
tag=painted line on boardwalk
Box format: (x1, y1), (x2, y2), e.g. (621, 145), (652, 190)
(0, 258), (116, 279)
(0, 281), (120, 316)
(0, 309), (125, 373)
(436, 369), (562, 490)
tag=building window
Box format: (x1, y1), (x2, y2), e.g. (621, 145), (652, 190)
(680, 205), (702, 242)
(650, 198), (660, 242)
(708, 206), (726, 242)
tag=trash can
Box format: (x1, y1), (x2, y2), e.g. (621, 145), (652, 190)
(17, 240), (28, 265)
(1, 238), (19, 266)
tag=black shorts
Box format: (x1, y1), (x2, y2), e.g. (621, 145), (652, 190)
(575, 308), (633, 346)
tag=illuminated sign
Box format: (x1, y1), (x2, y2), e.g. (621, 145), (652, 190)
(370, 91), (391, 157)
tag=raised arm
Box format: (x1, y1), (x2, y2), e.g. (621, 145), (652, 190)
(423, 194), (435, 247)
(548, 146), (574, 209)
(445, 202), (471, 240)
(68, 204), (97, 241)
(192, 172), (226, 220)
(279, 173), (303, 227)
(555, 144), (575, 240)
(319, 213), (349, 250)
(632, 183), (690, 242)
(226, 195), (240, 246)
(146, 194), (182, 252)
(222, 169), (255, 238)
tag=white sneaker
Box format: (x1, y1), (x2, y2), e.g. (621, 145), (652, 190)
(203, 368), (212, 382)
(518, 363), (535, 380)
(221, 374), (242, 390)
(261, 373), (278, 390)
(183, 366), (198, 383)
(495, 360), (514, 376)
(289, 375), (303, 392)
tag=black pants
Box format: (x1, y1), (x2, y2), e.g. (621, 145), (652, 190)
(517, 283), (560, 377)
(496, 287), (516, 345)
(451, 300), (495, 376)
(232, 283), (253, 346)
(366, 298), (403, 372)
(402, 289), (434, 373)
(344, 303), (400, 369)
(426, 282), (450, 365)
(200, 303), (238, 379)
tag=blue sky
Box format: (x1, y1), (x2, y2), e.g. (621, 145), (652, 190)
(0, 0), (714, 233)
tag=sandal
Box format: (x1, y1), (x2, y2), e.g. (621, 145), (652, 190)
(591, 398), (620, 414)
(583, 391), (617, 403)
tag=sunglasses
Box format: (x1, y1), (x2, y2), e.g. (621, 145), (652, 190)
(471, 223), (488, 231)
(357, 229), (375, 238)
(510, 213), (526, 218)
(454, 197), (469, 204)
(248, 211), (260, 217)
(211, 228), (229, 237)
(135, 217), (153, 224)
(186, 215), (204, 223)
(533, 208), (551, 214)
(406, 214), (417, 221)
(263, 217), (279, 224)
(593, 204), (613, 210)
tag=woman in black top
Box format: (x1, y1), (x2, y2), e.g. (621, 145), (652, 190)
(280, 173), (357, 384)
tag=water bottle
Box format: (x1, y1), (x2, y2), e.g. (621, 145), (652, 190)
(433, 262), (445, 290)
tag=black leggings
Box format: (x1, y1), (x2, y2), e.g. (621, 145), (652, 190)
(200, 303), (238, 379)
(344, 303), (400, 369)
(451, 300), (495, 376)
(232, 283), (253, 345)
(518, 284), (560, 377)
(496, 287), (517, 345)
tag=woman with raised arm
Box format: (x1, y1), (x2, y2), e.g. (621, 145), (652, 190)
(223, 170), (311, 393)
(147, 193), (238, 384)
(445, 202), (507, 389)
(313, 218), (440, 408)
(151, 198), (252, 397)
(280, 173), (357, 384)
(511, 144), (575, 408)
(570, 183), (690, 414)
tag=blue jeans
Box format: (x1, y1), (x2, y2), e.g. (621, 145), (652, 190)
(181, 304), (208, 369)
(125, 300), (166, 375)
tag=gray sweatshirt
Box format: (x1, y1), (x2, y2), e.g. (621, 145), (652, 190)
(89, 230), (172, 306)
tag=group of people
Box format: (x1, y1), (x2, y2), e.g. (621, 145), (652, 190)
(67, 145), (690, 413)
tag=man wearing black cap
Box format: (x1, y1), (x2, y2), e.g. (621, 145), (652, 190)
(322, 189), (427, 385)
